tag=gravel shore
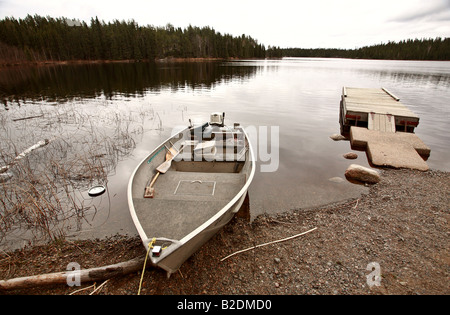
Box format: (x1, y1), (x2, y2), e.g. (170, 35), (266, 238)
(0, 168), (448, 295)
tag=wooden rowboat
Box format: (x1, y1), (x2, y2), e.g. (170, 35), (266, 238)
(127, 113), (255, 276)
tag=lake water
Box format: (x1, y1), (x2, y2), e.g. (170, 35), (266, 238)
(1, 58), (449, 248)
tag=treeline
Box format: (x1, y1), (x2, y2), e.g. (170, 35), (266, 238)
(0, 15), (266, 63)
(1, 15), (448, 64)
(282, 38), (450, 60)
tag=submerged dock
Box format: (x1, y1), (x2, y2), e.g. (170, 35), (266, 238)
(339, 87), (430, 171)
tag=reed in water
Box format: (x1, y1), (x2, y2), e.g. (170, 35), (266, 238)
(0, 101), (158, 244)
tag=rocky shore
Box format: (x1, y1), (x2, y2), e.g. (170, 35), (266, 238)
(0, 168), (448, 295)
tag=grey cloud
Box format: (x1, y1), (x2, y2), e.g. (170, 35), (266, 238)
(390, 0), (450, 23)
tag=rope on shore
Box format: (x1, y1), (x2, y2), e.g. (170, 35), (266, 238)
(220, 227), (318, 262)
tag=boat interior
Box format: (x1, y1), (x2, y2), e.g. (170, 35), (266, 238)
(131, 122), (251, 242)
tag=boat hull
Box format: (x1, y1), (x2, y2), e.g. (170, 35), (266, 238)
(127, 123), (255, 276)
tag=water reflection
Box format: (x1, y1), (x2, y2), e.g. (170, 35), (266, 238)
(0, 61), (260, 104)
(360, 69), (450, 88)
(251, 58), (450, 88)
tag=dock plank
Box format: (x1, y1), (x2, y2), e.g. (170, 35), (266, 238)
(343, 87), (419, 118)
(368, 113), (395, 132)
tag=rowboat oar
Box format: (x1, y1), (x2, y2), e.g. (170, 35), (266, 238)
(156, 145), (185, 174)
(144, 144), (185, 198)
(144, 145), (173, 198)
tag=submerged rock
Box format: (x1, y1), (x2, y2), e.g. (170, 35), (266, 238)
(343, 152), (358, 160)
(328, 177), (345, 183)
(330, 134), (347, 141)
(345, 164), (380, 184)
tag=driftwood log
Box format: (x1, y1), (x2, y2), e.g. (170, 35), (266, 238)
(0, 139), (50, 175)
(0, 256), (146, 291)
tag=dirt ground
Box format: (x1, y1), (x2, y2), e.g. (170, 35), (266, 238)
(0, 168), (448, 295)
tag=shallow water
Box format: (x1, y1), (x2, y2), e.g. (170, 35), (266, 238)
(1, 58), (449, 248)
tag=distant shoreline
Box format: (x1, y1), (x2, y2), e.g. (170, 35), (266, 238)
(2, 56), (448, 69)
(0, 57), (269, 69)
(0, 57), (244, 69)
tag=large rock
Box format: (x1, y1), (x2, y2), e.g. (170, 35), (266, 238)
(345, 164), (380, 184)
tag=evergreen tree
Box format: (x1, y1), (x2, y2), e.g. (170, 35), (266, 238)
(0, 15), (268, 63)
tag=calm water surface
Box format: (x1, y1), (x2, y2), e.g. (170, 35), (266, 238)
(1, 58), (449, 246)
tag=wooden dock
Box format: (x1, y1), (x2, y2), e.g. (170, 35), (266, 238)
(340, 87), (420, 134)
(339, 87), (430, 171)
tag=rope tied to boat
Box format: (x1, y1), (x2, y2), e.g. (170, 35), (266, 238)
(137, 238), (156, 295)
(137, 238), (170, 295)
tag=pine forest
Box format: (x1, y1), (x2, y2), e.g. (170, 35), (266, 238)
(0, 15), (266, 64)
(0, 15), (448, 65)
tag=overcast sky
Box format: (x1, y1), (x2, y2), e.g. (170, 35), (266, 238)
(1, 0), (449, 49)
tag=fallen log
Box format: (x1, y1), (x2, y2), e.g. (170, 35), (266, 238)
(0, 139), (50, 174)
(0, 256), (146, 291)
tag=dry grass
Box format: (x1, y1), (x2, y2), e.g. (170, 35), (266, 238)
(0, 100), (159, 243)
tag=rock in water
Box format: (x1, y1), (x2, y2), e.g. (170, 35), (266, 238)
(345, 164), (380, 184)
(329, 177), (345, 183)
(330, 134), (347, 141)
(343, 152), (358, 159)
